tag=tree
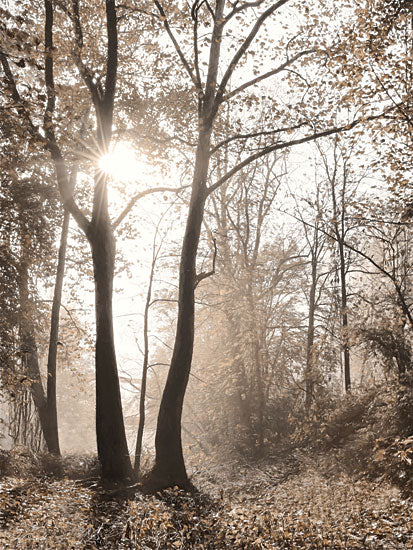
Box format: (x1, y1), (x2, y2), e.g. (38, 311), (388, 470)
(134, 215), (168, 474)
(1, 0), (133, 479)
(353, 204), (413, 378)
(205, 155), (308, 454)
(1, 0), (189, 479)
(316, 138), (364, 392)
(0, 105), (63, 452)
(289, 184), (330, 409)
(144, 0), (394, 488)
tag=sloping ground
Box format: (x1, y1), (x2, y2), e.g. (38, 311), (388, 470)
(0, 467), (411, 549)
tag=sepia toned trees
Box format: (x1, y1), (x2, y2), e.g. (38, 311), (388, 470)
(0, 0), (411, 489)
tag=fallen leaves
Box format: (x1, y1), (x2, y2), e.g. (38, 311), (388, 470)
(0, 465), (411, 548)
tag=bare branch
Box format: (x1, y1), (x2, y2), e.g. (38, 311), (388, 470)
(214, 0), (290, 110)
(153, 0), (203, 93)
(224, 1), (265, 23)
(113, 185), (188, 229)
(210, 122), (307, 155)
(281, 209), (413, 327)
(368, 60), (413, 125)
(149, 298), (178, 307)
(222, 50), (314, 103)
(117, 128), (197, 148)
(207, 111), (389, 196)
(69, 0), (101, 104)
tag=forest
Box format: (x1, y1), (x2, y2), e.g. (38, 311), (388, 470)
(0, 0), (412, 547)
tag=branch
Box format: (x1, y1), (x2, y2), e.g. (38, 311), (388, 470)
(70, 0), (101, 104)
(153, 0), (202, 93)
(0, 11), (90, 234)
(207, 111), (388, 195)
(195, 238), (217, 287)
(0, 51), (45, 141)
(103, 0), (118, 110)
(224, 1), (265, 23)
(149, 298), (178, 307)
(282, 209), (413, 327)
(214, 0), (290, 109)
(117, 128), (197, 148)
(71, 0), (83, 47)
(43, 0), (90, 233)
(44, 0), (56, 143)
(222, 49), (315, 103)
(368, 60), (413, 126)
(210, 122), (307, 155)
(48, 144), (91, 233)
(113, 185), (188, 229)
(191, 0), (204, 109)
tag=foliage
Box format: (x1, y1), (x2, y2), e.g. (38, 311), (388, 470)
(285, 378), (413, 493)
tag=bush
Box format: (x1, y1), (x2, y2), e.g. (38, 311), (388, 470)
(62, 453), (100, 480)
(370, 435), (413, 494)
(0, 446), (100, 480)
(0, 446), (37, 478)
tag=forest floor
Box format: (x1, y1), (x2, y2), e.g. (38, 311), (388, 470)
(0, 453), (412, 549)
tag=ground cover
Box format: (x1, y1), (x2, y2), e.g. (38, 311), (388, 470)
(0, 458), (411, 549)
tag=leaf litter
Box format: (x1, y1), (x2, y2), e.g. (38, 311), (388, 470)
(0, 465), (411, 549)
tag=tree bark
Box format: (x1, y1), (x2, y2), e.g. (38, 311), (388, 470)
(338, 239), (351, 392)
(329, 156), (351, 393)
(134, 361), (148, 475)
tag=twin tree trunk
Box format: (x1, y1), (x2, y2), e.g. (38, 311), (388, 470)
(148, 130), (211, 489)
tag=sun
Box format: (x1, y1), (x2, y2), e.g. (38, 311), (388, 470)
(98, 141), (151, 183)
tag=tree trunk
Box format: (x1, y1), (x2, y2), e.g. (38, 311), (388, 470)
(246, 277), (265, 455)
(330, 160), (351, 393)
(44, 209), (70, 456)
(338, 239), (351, 392)
(18, 257), (56, 452)
(22, 332), (49, 444)
(41, 0), (131, 481)
(147, 131), (210, 490)
(134, 362), (148, 474)
(88, 221), (132, 481)
(134, 246), (155, 473)
(305, 257), (317, 409)
(253, 338), (265, 454)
